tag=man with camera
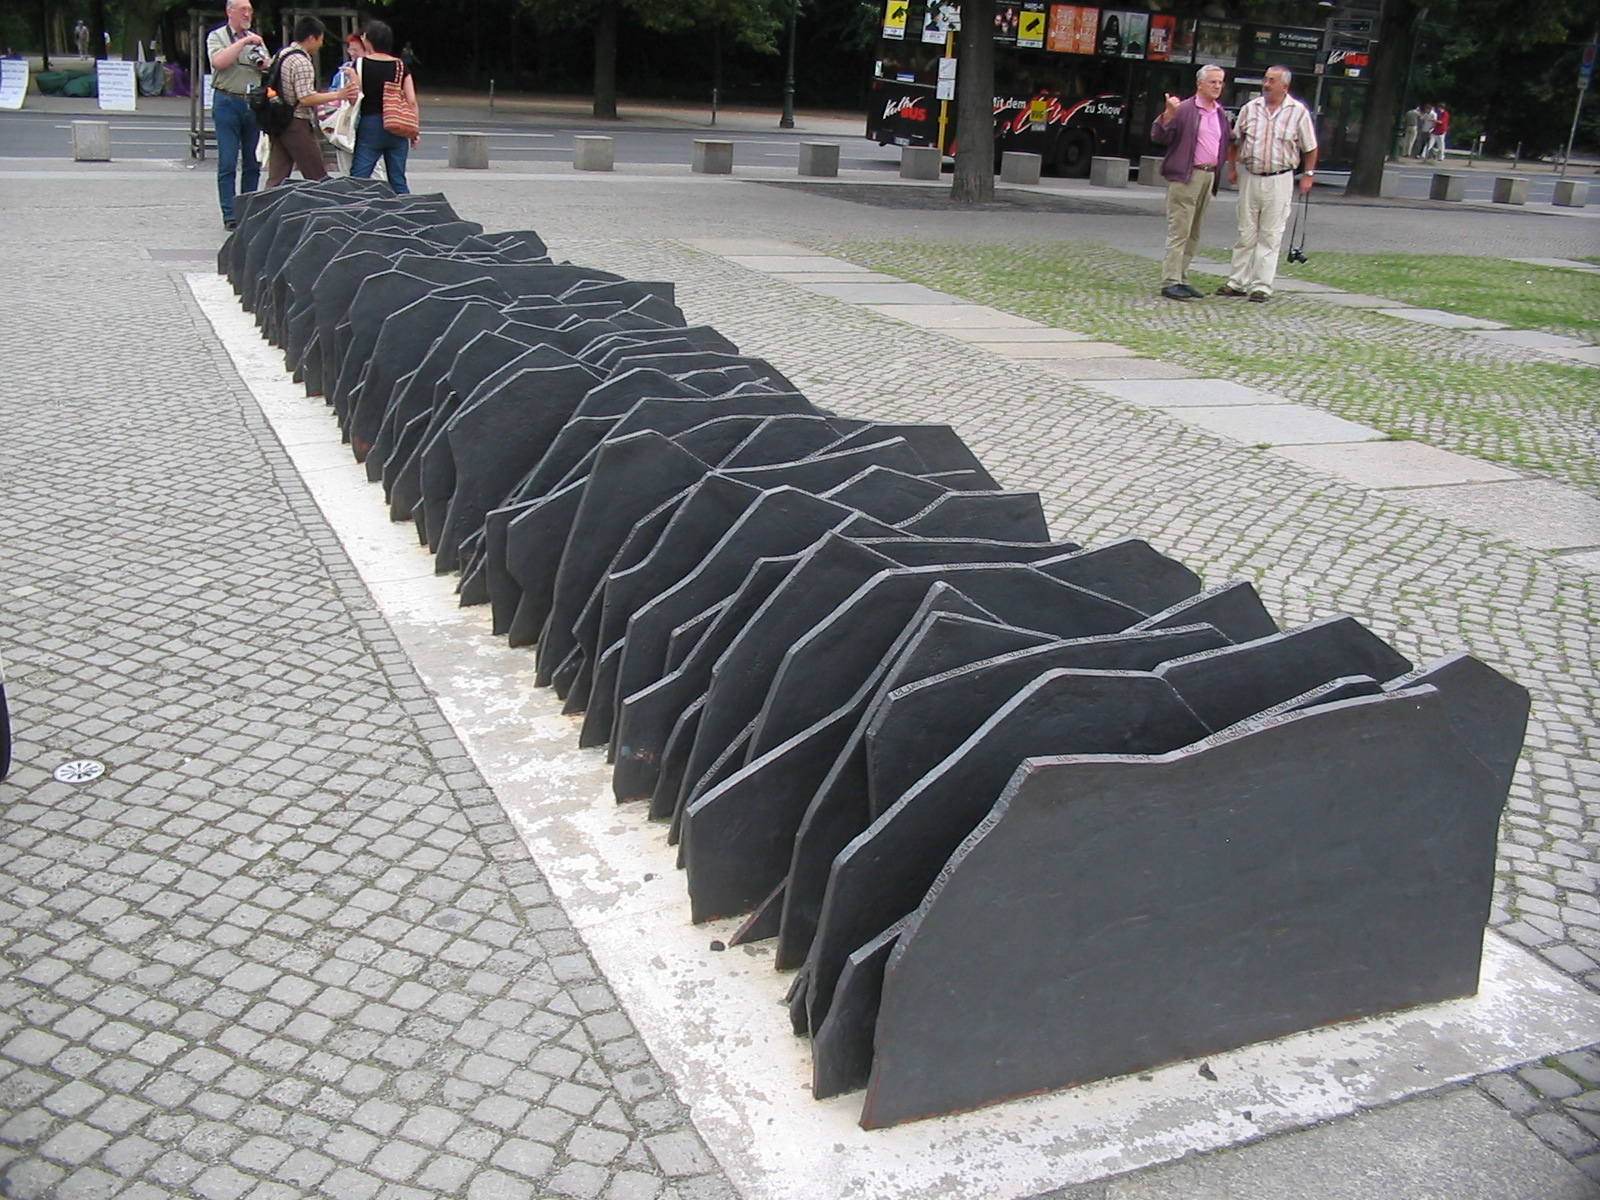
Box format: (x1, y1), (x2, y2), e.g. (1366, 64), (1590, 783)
(1217, 65), (1318, 304)
(206, 0), (269, 230)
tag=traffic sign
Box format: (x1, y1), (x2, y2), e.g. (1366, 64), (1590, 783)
(1581, 42), (1596, 88)
(1331, 18), (1373, 34)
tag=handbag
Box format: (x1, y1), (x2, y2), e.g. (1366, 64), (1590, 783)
(381, 59), (419, 140)
(328, 98), (359, 152)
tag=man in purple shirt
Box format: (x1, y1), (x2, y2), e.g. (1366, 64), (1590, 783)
(1149, 64), (1231, 301)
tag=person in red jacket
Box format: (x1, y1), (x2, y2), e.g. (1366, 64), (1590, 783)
(1427, 104), (1450, 161)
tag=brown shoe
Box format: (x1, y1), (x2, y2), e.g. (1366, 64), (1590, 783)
(1215, 285), (1249, 297)
(1248, 291), (1270, 303)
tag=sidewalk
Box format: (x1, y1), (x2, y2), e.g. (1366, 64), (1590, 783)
(0, 152), (1596, 1200)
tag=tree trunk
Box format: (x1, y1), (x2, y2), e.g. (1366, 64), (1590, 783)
(593, 0), (619, 119)
(38, 0), (51, 71)
(951, 0), (997, 203)
(1346, 0), (1420, 196)
(90, 0), (106, 60)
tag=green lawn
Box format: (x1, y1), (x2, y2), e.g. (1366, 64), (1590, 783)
(815, 240), (1600, 495)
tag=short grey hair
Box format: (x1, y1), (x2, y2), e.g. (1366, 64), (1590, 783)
(1267, 65), (1293, 84)
(1196, 64), (1224, 83)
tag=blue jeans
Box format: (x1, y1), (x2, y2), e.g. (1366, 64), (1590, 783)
(213, 91), (260, 223)
(351, 113), (410, 194)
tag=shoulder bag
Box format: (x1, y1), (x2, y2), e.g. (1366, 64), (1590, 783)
(381, 59), (419, 140)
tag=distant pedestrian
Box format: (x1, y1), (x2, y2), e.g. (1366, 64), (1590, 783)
(350, 20), (419, 194)
(206, 0), (269, 229)
(1413, 104), (1434, 157)
(1217, 65), (1317, 304)
(1399, 104), (1421, 159)
(73, 20), (89, 57)
(1426, 104), (1449, 161)
(264, 17), (357, 187)
(1149, 63), (1231, 302)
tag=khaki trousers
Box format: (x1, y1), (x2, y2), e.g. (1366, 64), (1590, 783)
(1161, 171), (1214, 287)
(1227, 170), (1293, 297)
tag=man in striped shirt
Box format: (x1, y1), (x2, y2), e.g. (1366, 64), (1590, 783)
(1217, 65), (1318, 303)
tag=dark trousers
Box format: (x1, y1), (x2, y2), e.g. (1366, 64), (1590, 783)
(265, 117), (328, 187)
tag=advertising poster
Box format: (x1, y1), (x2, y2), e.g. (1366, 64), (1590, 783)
(1241, 25), (1322, 73)
(1193, 20), (1240, 68)
(922, 1), (959, 45)
(1098, 10), (1137, 58)
(96, 59), (137, 112)
(1168, 18), (1197, 64)
(883, 0), (908, 42)
(1046, 6), (1100, 55)
(1146, 14), (1176, 61)
(1018, 2), (1048, 49)
(1120, 11), (1149, 58)
(995, 2), (1021, 45)
(936, 56), (957, 100)
(0, 58), (28, 110)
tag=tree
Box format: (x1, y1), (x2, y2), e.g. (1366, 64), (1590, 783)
(951, 0), (996, 203)
(523, 0), (784, 119)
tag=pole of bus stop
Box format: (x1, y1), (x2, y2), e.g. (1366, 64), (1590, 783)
(1562, 39), (1596, 179)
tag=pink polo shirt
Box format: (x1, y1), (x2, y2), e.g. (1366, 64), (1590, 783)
(1193, 96), (1222, 168)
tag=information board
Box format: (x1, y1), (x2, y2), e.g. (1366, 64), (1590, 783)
(0, 59), (27, 111)
(96, 59), (137, 112)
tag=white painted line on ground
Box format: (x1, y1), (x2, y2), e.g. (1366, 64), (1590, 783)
(188, 269), (1600, 1200)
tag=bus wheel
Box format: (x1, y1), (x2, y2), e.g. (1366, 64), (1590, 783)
(1053, 131), (1094, 178)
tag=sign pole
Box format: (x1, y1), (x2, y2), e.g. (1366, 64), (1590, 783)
(1564, 40), (1597, 179)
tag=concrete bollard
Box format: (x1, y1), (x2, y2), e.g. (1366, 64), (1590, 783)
(447, 131), (489, 170)
(71, 120), (111, 162)
(999, 151), (1042, 186)
(573, 135), (614, 172)
(900, 145), (941, 181)
(1138, 155), (1166, 187)
(1089, 155), (1129, 188)
(1429, 173), (1465, 202)
(1491, 176), (1527, 205)
(692, 139), (734, 174)
(1552, 179), (1588, 208)
(798, 142), (840, 178)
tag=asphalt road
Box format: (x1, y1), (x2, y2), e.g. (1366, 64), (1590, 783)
(1, 108), (1590, 204)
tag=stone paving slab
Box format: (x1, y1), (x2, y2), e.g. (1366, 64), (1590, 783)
(1165, 404), (1388, 446)
(1301, 292), (1411, 308)
(941, 327), (1097, 343)
(1081, 379), (1289, 409)
(1260, 277), (1345, 294)
(1472, 329), (1597, 350)
(724, 255), (878, 273)
(760, 271), (906, 284)
(796, 280), (962, 304)
(980, 340), (1139, 359)
(860, 303), (1044, 329)
(681, 237), (816, 255)
(1060, 1090), (1600, 1200)
(1539, 345), (1600, 366)
(1377, 307), (1511, 330)
(1031, 357), (1203, 380)
(1395, 480), (1600, 552)
(1510, 258), (1600, 272)
(1274, 440), (1527, 489)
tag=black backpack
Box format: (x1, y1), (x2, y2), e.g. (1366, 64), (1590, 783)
(249, 47), (307, 136)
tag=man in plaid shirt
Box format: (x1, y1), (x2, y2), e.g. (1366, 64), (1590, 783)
(264, 16), (357, 188)
(1217, 65), (1318, 303)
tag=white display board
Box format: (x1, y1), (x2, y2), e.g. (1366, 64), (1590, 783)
(202, 71), (214, 110)
(0, 58), (28, 110)
(96, 59), (137, 112)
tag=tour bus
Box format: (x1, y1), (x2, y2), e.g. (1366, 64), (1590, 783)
(867, 1), (1372, 175)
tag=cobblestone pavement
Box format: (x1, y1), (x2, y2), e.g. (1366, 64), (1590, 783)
(1, 164), (1597, 1197)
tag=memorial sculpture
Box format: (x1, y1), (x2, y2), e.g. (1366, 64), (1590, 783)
(219, 179), (1530, 1129)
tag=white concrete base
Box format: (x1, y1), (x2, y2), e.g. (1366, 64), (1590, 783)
(899, 145), (940, 181)
(1000, 151), (1042, 185)
(573, 135), (614, 171)
(798, 142), (839, 177)
(71, 119), (110, 162)
(188, 270), (1600, 1200)
(692, 139), (733, 174)
(447, 131), (489, 169)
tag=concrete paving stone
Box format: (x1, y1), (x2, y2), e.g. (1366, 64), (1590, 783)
(1396, 480), (1600, 551)
(1080, 378), (1289, 408)
(1167, 404), (1388, 446)
(1560, 1053), (1600, 1085)
(1510, 257), (1600, 271)
(1261, 277), (1345, 293)
(795, 280), (963, 303)
(860, 302), (1044, 328)
(1525, 1067), (1589, 1100)
(1538, 344), (1600, 366)
(1377, 307), (1511, 330)
(1032, 357), (1204, 380)
(679, 237), (816, 255)
(1274, 439), (1526, 489)
(936, 326), (1096, 343)
(1300, 291), (1411, 307)
(1472, 329), (1595, 351)
(1529, 1111), (1600, 1158)
(979, 340), (1140, 359)
(723, 255), (878, 273)
(1091, 1091), (1600, 1200)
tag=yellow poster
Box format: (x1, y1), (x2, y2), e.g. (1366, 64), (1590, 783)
(883, 0), (909, 41)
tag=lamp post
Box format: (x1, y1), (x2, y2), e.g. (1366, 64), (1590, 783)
(779, 0), (798, 128)
(1311, 0), (1335, 117)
